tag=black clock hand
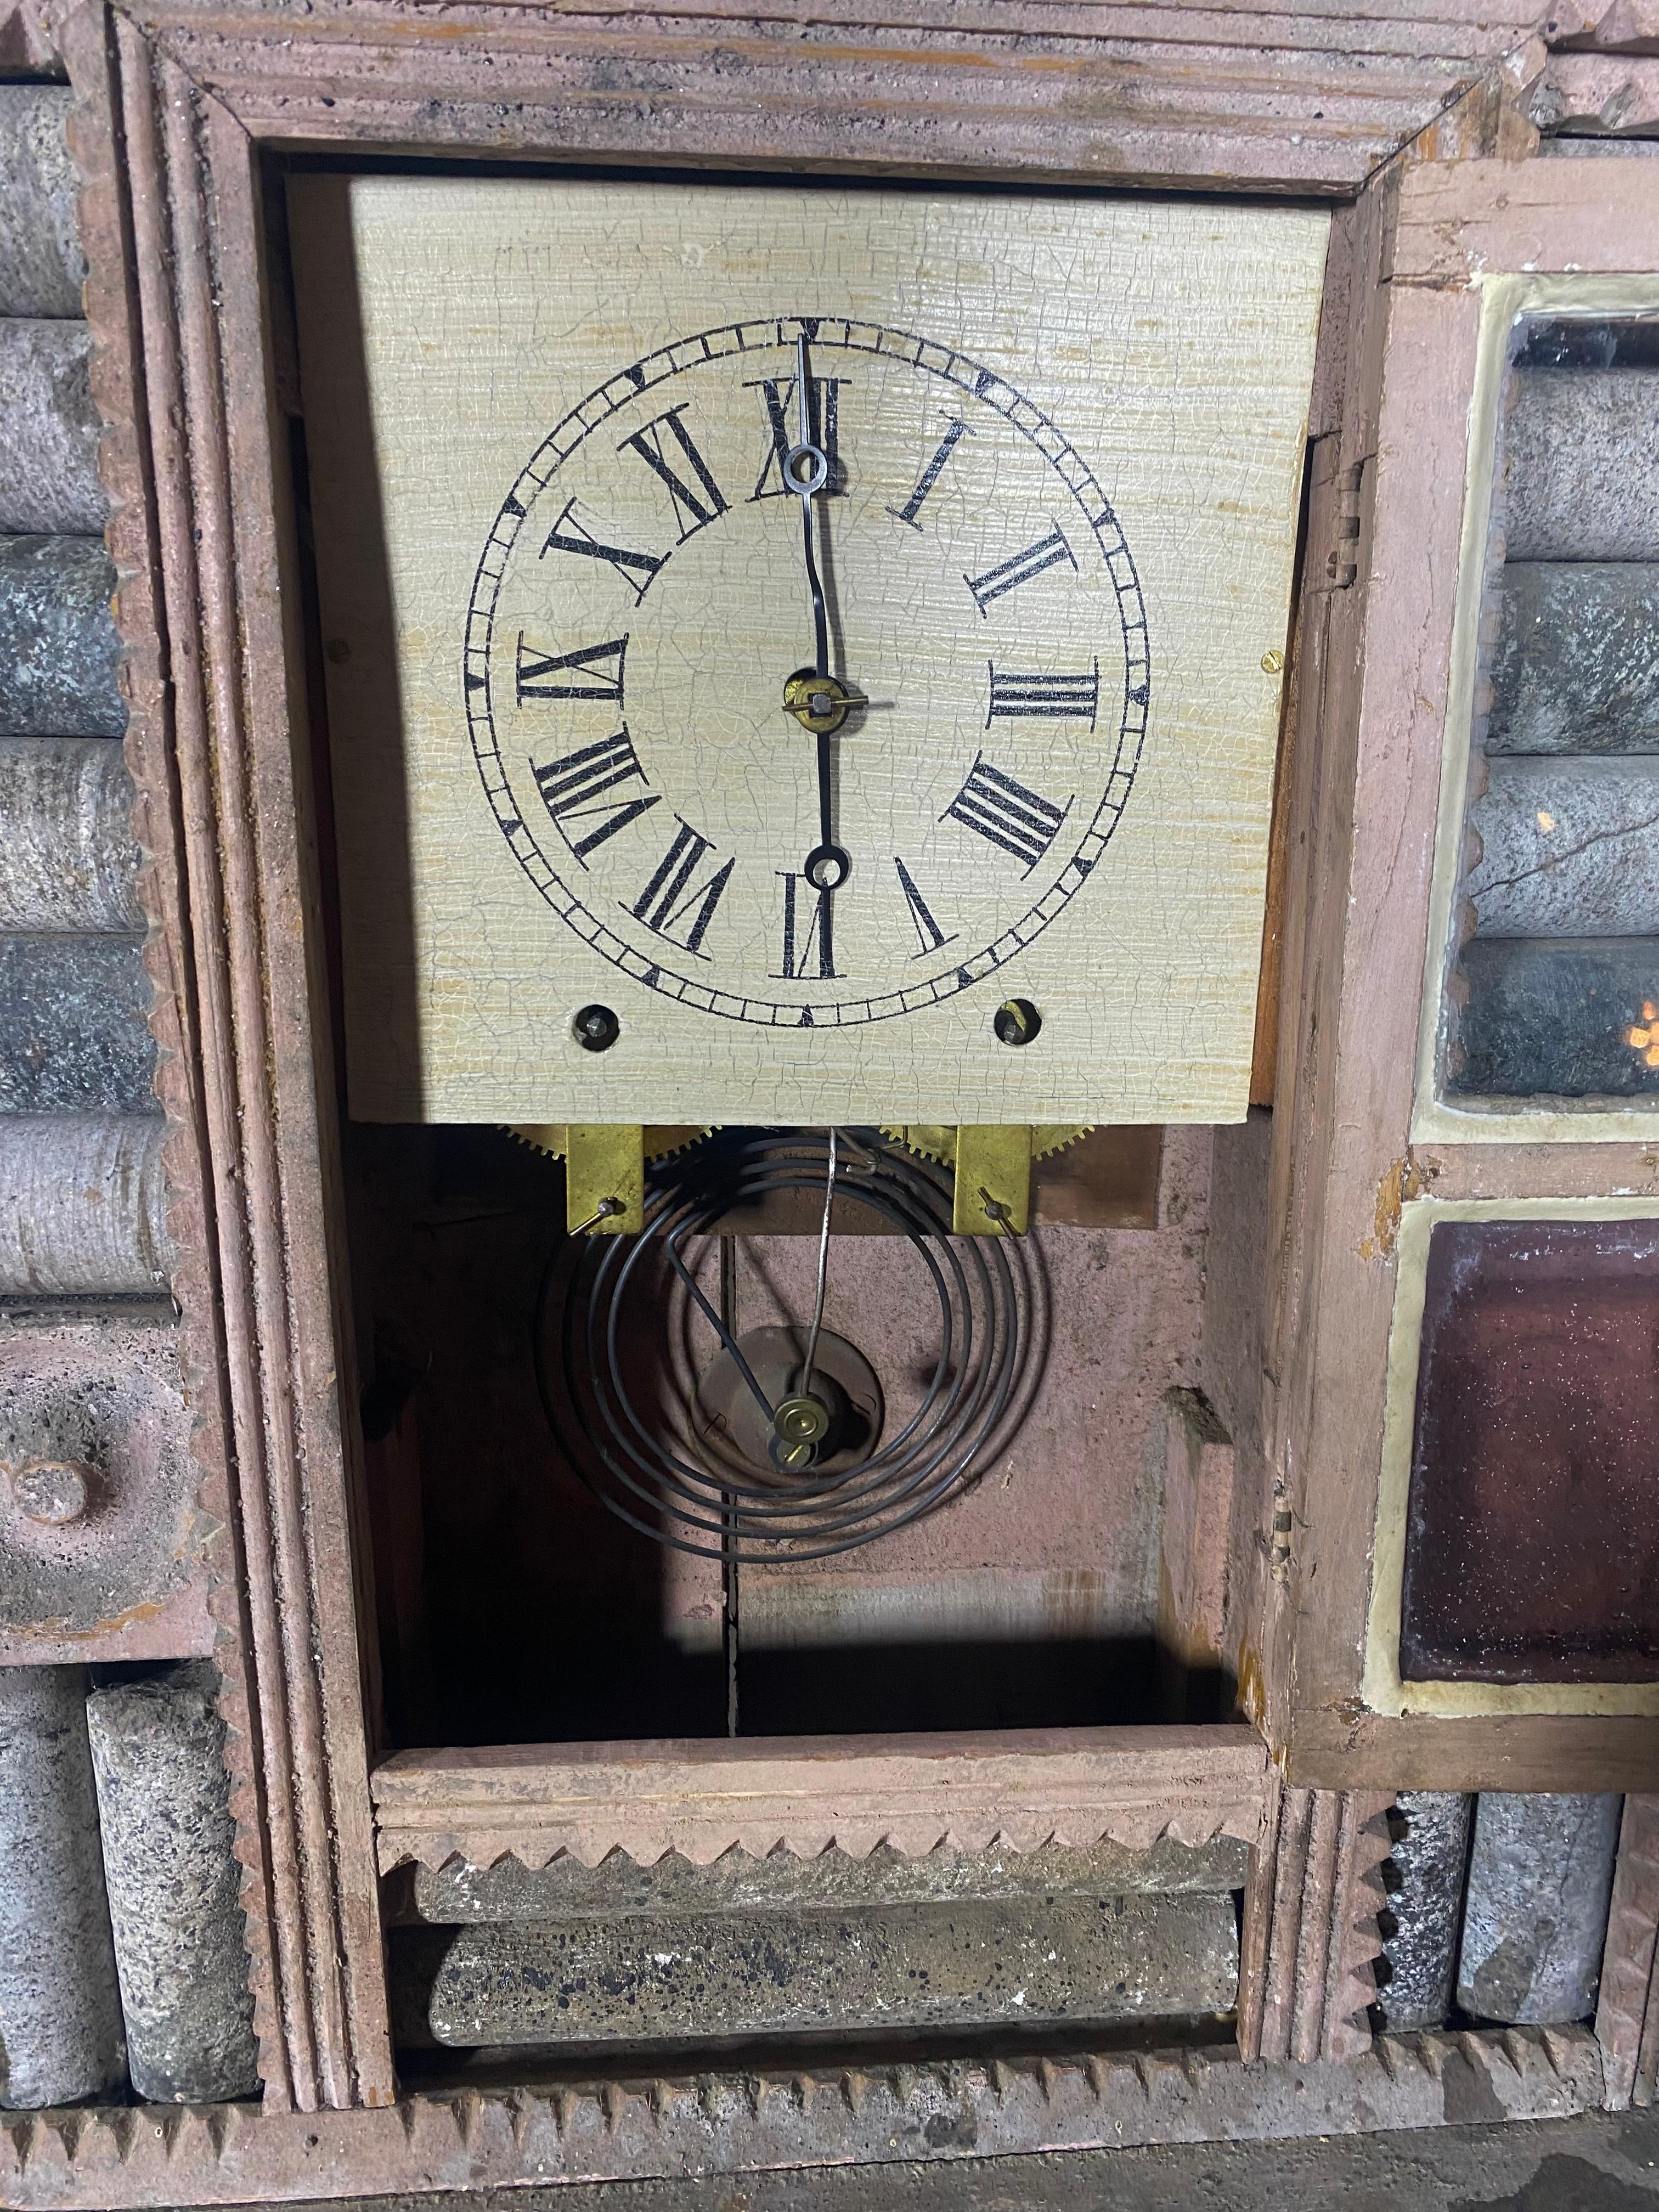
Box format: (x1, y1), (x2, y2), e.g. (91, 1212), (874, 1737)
(781, 330), (851, 893)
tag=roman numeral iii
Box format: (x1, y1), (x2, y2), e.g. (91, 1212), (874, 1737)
(943, 753), (1074, 874)
(630, 820), (735, 957)
(986, 661), (1098, 727)
(619, 405), (729, 539)
(963, 522), (1077, 613)
(531, 729), (659, 862)
(516, 633), (628, 706)
(773, 872), (837, 980)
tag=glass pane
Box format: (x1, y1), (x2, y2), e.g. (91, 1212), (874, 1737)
(1400, 1214), (1659, 1683)
(1442, 314), (1659, 1105)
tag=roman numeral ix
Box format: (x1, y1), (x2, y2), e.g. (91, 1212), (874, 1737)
(943, 753), (1074, 875)
(964, 522), (1077, 613)
(748, 376), (844, 501)
(986, 661), (1099, 728)
(774, 871), (837, 980)
(516, 633), (628, 706)
(619, 404), (729, 540)
(629, 820), (734, 957)
(531, 728), (659, 862)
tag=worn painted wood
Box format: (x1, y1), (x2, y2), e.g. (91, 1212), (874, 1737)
(1240, 1785), (1391, 2064)
(60, 8), (394, 2113)
(1289, 1708), (1659, 1791)
(371, 1726), (1271, 1873)
(0, 2024), (1612, 2209)
(1391, 156), (1659, 281)
(1596, 1794), (1659, 2108)
(291, 176), (1324, 1128)
(112, 0), (1553, 200)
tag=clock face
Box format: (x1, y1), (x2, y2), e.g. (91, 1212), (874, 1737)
(467, 318), (1148, 1030)
(290, 176), (1329, 1125)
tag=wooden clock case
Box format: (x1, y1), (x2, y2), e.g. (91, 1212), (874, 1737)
(16, 0), (1659, 2181)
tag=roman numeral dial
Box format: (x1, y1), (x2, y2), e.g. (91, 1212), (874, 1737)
(471, 316), (1149, 1031)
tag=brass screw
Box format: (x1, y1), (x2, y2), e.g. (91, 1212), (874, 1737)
(1261, 648), (1285, 674)
(773, 1394), (830, 1447)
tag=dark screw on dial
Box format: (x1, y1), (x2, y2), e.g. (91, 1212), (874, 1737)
(993, 997), (1042, 1048)
(573, 1003), (620, 1053)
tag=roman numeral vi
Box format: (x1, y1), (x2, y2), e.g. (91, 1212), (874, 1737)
(773, 871), (837, 980)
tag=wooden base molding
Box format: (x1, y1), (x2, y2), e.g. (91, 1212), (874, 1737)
(0, 2027), (1606, 2210)
(371, 1728), (1270, 1874)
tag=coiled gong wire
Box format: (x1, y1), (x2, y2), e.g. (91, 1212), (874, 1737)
(532, 1128), (1023, 1564)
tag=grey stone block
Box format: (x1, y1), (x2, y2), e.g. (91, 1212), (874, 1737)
(1457, 1791), (1621, 2025)
(1377, 1792), (1471, 2035)
(0, 1114), (172, 1296)
(1450, 935), (1659, 1098)
(1487, 563), (1659, 755)
(1505, 369), (1659, 561)
(0, 537), (123, 738)
(0, 935), (155, 1112)
(1467, 757), (1659, 936)
(0, 320), (105, 534)
(407, 1833), (1252, 1926)
(0, 737), (142, 930)
(0, 88), (85, 318)
(86, 1663), (259, 2104)
(0, 1664), (125, 2108)
(393, 1889), (1239, 2049)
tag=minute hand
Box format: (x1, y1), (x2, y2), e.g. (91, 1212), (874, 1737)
(781, 331), (851, 894)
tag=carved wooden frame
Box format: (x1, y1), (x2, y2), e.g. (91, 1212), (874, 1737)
(1255, 156), (1659, 1793)
(38, 0), (1637, 2137)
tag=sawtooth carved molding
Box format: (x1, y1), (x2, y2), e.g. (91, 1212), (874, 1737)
(57, 3), (392, 2112)
(0, 2025), (1607, 2210)
(1238, 1782), (1393, 2064)
(371, 1729), (1270, 1873)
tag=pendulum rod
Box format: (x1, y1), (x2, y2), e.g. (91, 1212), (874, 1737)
(719, 1232), (740, 1737)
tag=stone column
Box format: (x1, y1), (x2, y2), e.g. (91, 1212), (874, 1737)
(0, 1664), (126, 2108)
(86, 1664), (259, 2103)
(1376, 1791), (1471, 2034)
(1458, 1791), (1622, 2025)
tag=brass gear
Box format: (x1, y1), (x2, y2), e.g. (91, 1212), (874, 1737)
(507, 1124), (714, 1163)
(881, 1124), (1095, 1166)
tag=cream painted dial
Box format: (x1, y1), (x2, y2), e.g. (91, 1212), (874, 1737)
(467, 315), (1149, 1032)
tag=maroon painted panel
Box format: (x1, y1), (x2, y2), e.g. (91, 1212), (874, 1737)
(1400, 1216), (1659, 1684)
